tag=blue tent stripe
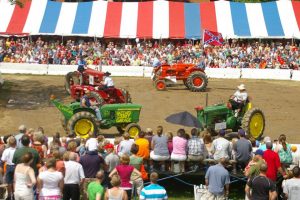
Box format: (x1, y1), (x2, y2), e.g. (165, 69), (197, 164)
(230, 2), (250, 36)
(39, 1), (62, 33)
(72, 2), (93, 34)
(184, 3), (201, 39)
(261, 2), (284, 36)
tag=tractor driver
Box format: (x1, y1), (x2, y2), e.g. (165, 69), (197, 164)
(102, 71), (114, 89)
(81, 90), (103, 121)
(230, 84), (248, 116)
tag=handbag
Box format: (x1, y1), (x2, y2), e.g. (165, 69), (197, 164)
(140, 164), (148, 181)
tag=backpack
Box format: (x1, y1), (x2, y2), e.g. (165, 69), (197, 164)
(278, 144), (293, 164)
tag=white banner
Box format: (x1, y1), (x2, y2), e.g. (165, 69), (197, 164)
(241, 68), (292, 80)
(205, 68), (241, 79)
(0, 63), (48, 75)
(291, 70), (300, 81)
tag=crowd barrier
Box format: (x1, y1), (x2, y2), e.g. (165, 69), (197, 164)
(0, 63), (300, 81)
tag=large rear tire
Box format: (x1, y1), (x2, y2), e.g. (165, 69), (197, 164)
(65, 72), (79, 94)
(241, 108), (265, 139)
(67, 111), (98, 138)
(125, 123), (141, 138)
(186, 71), (208, 92)
(89, 91), (104, 106)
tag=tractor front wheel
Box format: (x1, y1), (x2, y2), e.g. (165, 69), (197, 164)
(67, 111), (98, 138)
(65, 72), (79, 94)
(125, 123), (141, 138)
(155, 80), (166, 91)
(186, 72), (208, 92)
(241, 108), (265, 139)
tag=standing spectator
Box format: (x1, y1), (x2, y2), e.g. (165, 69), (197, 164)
(1, 136), (16, 199)
(129, 144), (144, 196)
(283, 166), (300, 200)
(135, 131), (150, 161)
(85, 132), (99, 153)
(263, 141), (286, 182)
(203, 132), (213, 159)
(31, 131), (47, 160)
(212, 130), (231, 161)
(233, 129), (252, 169)
(245, 163), (277, 200)
(12, 135), (40, 175)
(150, 126), (169, 171)
(15, 125), (26, 148)
(109, 154), (141, 200)
(205, 158), (230, 199)
(13, 152), (36, 200)
(37, 158), (64, 200)
(171, 129), (187, 173)
(104, 143), (120, 173)
(140, 172), (168, 200)
(187, 128), (204, 164)
(105, 175), (128, 200)
(118, 133), (134, 157)
(87, 170), (105, 200)
(244, 149), (265, 178)
(63, 152), (85, 200)
(275, 134), (293, 170)
(145, 128), (154, 147)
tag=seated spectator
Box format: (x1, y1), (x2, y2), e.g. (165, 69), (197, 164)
(87, 170), (105, 200)
(187, 128), (204, 163)
(140, 172), (168, 200)
(135, 131), (150, 161)
(105, 175), (128, 200)
(37, 158), (64, 200)
(166, 131), (173, 155)
(202, 131), (213, 159)
(171, 129), (187, 173)
(212, 130), (231, 161)
(150, 126), (169, 171)
(118, 133), (134, 157)
(14, 152), (36, 200)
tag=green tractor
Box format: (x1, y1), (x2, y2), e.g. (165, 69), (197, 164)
(51, 96), (142, 138)
(195, 100), (265, 139)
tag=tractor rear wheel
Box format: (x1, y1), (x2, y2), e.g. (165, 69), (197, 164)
(186, 71), (208, 92)
(90, 91), (104, 106)
(120, 88), (132, 103)
(125, 123), (141, 138)
(241, 108), (265, 139)
(65, 72), (79, 94)
(67, 111), (98, 138)
(155, 80), (166, 91)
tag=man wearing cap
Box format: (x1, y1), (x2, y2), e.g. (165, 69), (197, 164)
(81, 90), (103, 122)
(233, 129), (252, 169)
(230, 84), (248, 116)
(104, 143), (119, 173)
(245, 149), (265, 178)
(212, 130), (231, 161)
(102, 71), (114, 89)
(263, 141), (286, 182)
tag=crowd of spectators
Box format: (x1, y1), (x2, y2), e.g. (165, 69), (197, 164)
(0, 37), (300, 70)
(0, 123), (299, 199)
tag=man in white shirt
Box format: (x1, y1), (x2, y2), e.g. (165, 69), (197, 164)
(1, 136), (16, 198)
(85, 133), (99, 152)
(102, 71), (114, 89)
(230, 84), (248, 116)
(63, 152), (85, 200)
(283, 166), (300, 200)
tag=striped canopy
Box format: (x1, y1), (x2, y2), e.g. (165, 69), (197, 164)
(0, 0), (300, 39)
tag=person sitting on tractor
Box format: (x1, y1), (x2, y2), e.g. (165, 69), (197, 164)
(81, 90), (103, 122)
(77, 56), (87, 85)
(102, 72), (114, 89)
(230, 84), (248, 116)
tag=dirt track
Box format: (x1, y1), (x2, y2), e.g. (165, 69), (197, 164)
(0, 74), (300, 142)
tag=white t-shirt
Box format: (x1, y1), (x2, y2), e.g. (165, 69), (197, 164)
(38, 171), (63, 196)
(85, 138), (98, 151)
(104, 76), (114, 87)
(283, 178), (300, 200)
(118, 140), (134, 156)
(64, 161), (85, 184)
(233, 90), (248, 103)
(1, 147), (16, 165)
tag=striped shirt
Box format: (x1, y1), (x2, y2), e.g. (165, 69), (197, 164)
(140, 184), (168, 200)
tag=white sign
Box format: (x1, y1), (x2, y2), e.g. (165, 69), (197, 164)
(89, 75), (94, 85)
(215, 122), (226, 130)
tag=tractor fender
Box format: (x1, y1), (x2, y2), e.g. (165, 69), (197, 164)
(73, 107), (97, 116)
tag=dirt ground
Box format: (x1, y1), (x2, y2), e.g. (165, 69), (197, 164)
(0, 74), (300, 142)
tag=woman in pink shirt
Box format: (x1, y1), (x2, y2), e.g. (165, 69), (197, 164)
(171, 129), (187, 173)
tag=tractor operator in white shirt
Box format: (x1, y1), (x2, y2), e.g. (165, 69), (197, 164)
(102, 71), (114, 89)
(230, 84), (248, 115)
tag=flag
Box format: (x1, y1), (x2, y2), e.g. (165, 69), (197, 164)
(203, 30), (224, 46)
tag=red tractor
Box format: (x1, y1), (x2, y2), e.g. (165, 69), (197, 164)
(65, 68), (131, 105)
(152, 63), (208, 92)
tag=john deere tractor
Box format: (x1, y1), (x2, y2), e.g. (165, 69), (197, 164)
(51, 96), (142, 138)
(195, 100), (265, 139)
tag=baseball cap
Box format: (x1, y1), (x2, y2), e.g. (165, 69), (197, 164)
(104, 143), (114, 150)
(219, 129), (226, 136)
(238, 129), (245, 136)
(255, 149), (264, 156)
